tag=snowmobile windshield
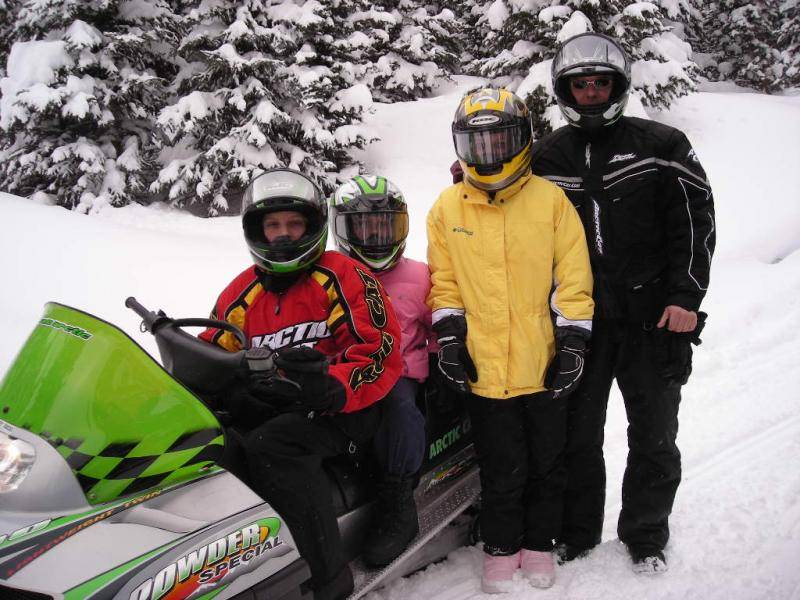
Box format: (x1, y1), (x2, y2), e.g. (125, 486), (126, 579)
(0, 303), (223, 505)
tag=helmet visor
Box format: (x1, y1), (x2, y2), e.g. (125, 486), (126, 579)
(553, 34), (628, 78)
(453, 124), (530, 166)
(242, 169), (321, 214)
(334, 212), (409, 248)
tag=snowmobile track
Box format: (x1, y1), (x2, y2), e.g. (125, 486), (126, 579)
(349, 465), (481, 599)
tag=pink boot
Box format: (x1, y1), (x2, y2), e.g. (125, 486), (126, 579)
(520, 549), (555, 588)
(481, 552), (520, 594)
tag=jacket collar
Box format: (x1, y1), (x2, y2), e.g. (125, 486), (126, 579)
(461, 171), (532, 205)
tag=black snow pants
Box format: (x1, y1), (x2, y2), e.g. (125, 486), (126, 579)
(560, 318), (686, 553)
(467, 392), (568, 554)
(243, 406), (380, 589)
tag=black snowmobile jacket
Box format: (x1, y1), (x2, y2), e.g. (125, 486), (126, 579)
(531, 116), (716, 322)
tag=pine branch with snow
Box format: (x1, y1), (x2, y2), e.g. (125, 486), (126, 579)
(777, 0), (799, 89)
(703, 0), (785, 93)
(611, 2), (696, 109)
(0, 0), (181, 212)
(153, 1), (374, 215)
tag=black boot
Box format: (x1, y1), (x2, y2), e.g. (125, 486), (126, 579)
(312, 565), (354, 600)
(362, 474), (419, 567)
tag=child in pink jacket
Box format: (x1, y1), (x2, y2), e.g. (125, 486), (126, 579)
(331, 175), (432, 568)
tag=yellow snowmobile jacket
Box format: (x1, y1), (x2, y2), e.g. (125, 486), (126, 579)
(427, 172), (594, 399)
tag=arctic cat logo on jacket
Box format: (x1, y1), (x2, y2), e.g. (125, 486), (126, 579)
(608, 152), (637, 164)
(356, 268), (387, 328)
(349, 331), (394, 390)
(129, 518), (288, 600)
(251, 320), (331, 349)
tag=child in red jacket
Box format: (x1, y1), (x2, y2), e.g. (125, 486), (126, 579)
(201, 168), (402, 600)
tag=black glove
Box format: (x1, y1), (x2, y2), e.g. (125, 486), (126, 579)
(544, 329), (589, 399)
(433, 315), (478, 395)
(223, 380), (281, 427)
(652, 311), (707, 385)
(273, 346), (347, 413)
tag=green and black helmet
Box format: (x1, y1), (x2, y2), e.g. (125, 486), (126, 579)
(330, 175), (409, 272)
(242, 168), (328, 274)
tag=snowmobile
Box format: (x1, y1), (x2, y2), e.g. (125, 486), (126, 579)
(0, 299), (479, 600)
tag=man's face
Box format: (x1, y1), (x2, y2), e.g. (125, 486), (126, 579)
(262, 210), (307, 243)
(570, 75), (614, 106)
(350, 213), (392, 244)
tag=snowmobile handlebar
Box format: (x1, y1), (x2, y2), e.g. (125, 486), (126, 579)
(125, 296), (249, 395)
(125, 296), (166, 331)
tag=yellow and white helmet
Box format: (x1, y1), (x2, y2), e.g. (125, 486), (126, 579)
(451, 88), (532, 192)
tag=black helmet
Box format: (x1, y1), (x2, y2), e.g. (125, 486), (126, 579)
(552, 32), (631, 131)
(241, 168), (328, 274)
(330, 175), (409, 272)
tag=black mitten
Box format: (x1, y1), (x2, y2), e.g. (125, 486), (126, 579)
(544, 329), (589, 398)
(433, 315), (478, 394)
(274, 346), (346, 413)
(224, 382), (280, 425)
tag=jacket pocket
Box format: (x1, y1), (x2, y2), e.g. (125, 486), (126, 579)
(650, 328), (693, 386)
(625, 272), (667, 324)
(606, 170), (659, 249)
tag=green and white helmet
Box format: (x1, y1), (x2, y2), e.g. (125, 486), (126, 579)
(242, 168), (328, 275)
(330, 175), (409, 272)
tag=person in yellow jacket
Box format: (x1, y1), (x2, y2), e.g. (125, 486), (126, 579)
(427, 87), (594, 593)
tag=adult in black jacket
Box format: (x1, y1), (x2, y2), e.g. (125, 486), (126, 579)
(530, 32), (716, 574)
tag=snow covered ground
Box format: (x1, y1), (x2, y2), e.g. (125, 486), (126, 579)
(1, 81), (799, 599)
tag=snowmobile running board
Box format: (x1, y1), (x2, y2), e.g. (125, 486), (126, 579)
(349, 465), (481, 599)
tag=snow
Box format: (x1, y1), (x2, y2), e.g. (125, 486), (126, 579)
(265, 0), (326, 28)
(622, 2), (661, 19)
(539, 5), (572, 24)
(64, 20), (104, 50)
(158, 91), (225, 134)
(330, 84), (374, 113)
(2, 80), (800, 600)
(486, 0), (510, 31)
(0, 41), (75, 129)
(556, 11), (593, 43)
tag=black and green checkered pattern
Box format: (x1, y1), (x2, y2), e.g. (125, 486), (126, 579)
(38, 428), (223, 502)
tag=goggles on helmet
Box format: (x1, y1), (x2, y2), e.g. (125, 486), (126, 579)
(330, 175), (409, 271)
(570, 77), (613, 90)
(453, 122), (530, 167)
(241, 169), (328, 274)
(552, 34), (628, 79)
(333, 212), (408, 247)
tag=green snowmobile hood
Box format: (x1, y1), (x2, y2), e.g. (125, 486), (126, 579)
(0, 303), (224, 505)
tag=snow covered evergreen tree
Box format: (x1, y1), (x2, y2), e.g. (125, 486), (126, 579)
(612, 1), (696, 109)
(778, 0), (799, 89)
(0, 0), (19, 79)
(154, 1), (374, 215)
(491, 2), (700, 138)
(0, 0), (181, 211)
(325, 0), (461, 102)
(385, 1), (461, 97)
(466, 1), (571, 86)
(703, 0), (785, 93)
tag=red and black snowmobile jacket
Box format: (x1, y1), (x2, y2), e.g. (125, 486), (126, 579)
(200, 251), (402, 413)
(531, 116), (716, 322)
